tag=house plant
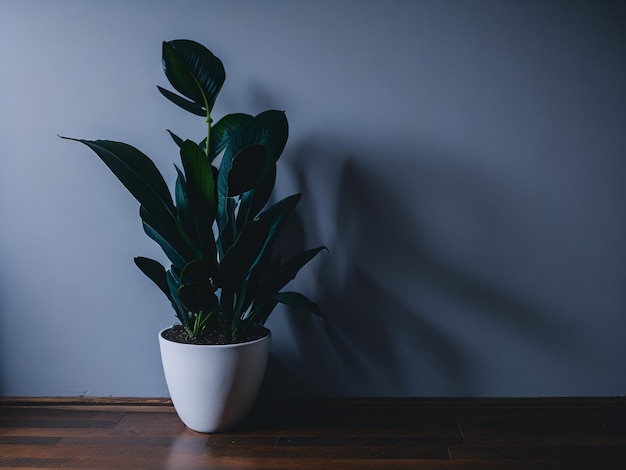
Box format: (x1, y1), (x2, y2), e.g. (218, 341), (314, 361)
(62, 39), (326, 432)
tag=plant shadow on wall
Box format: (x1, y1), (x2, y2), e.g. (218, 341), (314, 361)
(262, 140), (579, 397)
(262, 153), (472, 396)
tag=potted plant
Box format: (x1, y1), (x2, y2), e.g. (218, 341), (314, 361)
(61, 39), (326, 432)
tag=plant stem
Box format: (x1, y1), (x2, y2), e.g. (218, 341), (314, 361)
(206, 114), (211, 157)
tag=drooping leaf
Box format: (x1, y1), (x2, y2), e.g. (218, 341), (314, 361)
(139, 204), (193, 267)
(134, 257), (170, 299)
(62, 138), (176, 222)
(160, 40), (225, 115)
(157, 86), (205, 116)
(274, 291), (326, 323)
(142, 222), (187, 271)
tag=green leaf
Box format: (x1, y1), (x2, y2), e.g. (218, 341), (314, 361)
(226, 144), (268, 196)
(257, 193), (301, 243)
(134, 257), (170, 299)
(61, 138), (176, 222)
(139, 203), (193, 262)
(141, 211), (188, 270)
(237, 164), (276, 231)
(270, 246), (328, 293)
(166, 270), (190, 328)
(158, 86), (205, 116)
(178, 281), (218, 313)
(167, 129), (184, 148)
(241, 193), (302, 286)
(160, 40), (225, 114)
(274, 291), (326, 323)
(232, 246), (276, 320)
(209, 113), (253, 160)
(180, 141), (217, 210)
(213, 219), (270, 287)
(224, 110), (288, 166)
(180, 257), (218, 284)
(217, 195), (237, 259)
(179, 140), (218, 259)
(174, 167), (200, 249)
(224, 194), (304, 318)
(246, 299), (278, 327)
(217, 110), (288, 237)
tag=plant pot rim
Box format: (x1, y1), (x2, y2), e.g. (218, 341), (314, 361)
(159, 326), (271, 348)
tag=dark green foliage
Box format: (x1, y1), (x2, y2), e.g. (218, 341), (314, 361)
(62, 40), (325, 342)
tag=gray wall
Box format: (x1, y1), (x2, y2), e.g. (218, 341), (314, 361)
(1, 0), (625, 397)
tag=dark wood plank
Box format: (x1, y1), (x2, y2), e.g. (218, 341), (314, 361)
(0, 397), (624, 469)
(0, 408), (124, 429)
(597, 407), (626, 435)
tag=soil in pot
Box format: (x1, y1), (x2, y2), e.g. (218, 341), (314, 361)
(162, 324), (269, 345)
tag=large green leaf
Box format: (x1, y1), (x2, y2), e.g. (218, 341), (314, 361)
(239, 193), (302, 286)
(216, 195), (237, 258)
(62, 138), (176, 222)
(134, 257), (170, 299)
(236, 164), (276, 231)
(180, 257), (218, 284)
(226, 144), (268, 196)
(227, 194), (303, 318)
(224, 110), (288, 166)
(257, 193), (301, 243)
(232, 246), (276, 321)
(142, 223), (186, 270)
(160, 40), (225, 115)
(139, 204), (193, 266)
(213, 219), (270, 288)
(180, 141), (217, 215)
(178, 281), (218, 313)
(174, 167), (200, 250)
(209, 113), (252, 161)
(216, 110), (288, 236)
(179, 141), (218, 259)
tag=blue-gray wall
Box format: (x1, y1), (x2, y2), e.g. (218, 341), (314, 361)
(1, 0), (625, 397)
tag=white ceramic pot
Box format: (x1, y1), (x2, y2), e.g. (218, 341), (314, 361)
(158, 327), (271, 433)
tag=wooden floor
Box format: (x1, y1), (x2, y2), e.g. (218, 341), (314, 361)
(0, 397), (625, 469)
